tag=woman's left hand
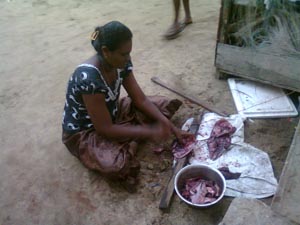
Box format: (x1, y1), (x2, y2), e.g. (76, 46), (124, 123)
(172, 125), (195, 143)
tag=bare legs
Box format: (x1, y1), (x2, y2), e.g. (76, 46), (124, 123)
(173, 0), (180, 24)
(183, 0), (192, 24)
(164, 0), (193, 39)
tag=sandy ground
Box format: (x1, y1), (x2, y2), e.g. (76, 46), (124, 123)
(0, 0), (298, 224)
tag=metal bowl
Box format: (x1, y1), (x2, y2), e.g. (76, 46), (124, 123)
(174, 164), (226, 207)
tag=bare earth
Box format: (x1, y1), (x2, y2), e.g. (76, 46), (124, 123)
(0, 0), (297, 224)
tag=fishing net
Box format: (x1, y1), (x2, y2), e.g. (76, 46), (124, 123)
(225, 0), (300, 56)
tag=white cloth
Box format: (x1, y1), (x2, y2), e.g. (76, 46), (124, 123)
(188, 112), (278, 198)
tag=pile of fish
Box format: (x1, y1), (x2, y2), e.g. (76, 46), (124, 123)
(172, 135), (196, 159)
(207, 119), (236, 160)
(180, 176), (221, 204)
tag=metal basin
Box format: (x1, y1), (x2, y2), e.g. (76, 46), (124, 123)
(174, 164), (226, 207)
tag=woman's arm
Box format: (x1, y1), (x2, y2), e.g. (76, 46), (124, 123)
(122, 72), (186, 140)
(122, 73), (170, 124)
(123, 73), (197, 143)
(82, 93), (170, 141)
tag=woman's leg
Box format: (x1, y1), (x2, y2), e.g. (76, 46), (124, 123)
(62, 129), (140, 181)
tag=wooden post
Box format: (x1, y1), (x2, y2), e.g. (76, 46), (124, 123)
(215, 0), (233, 79)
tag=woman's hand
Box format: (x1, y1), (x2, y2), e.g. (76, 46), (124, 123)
(148, 122), (172, 142)
(169, 123), (196, 144)
(153, 119), (192, 143)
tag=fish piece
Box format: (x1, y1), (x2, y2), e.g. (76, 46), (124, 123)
(204, 197), (217, 203)
(172, 135), (196, 159)
(152, 146), (165, 153)
(190, 181), (207, 204)
(214, 182), (220, 197)
(206, 186), (216, 196)
(218, 166), (241, 180)
(180, 176), (221, 204)
(207, 119), (236, 160)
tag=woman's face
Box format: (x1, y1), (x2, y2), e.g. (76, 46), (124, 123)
(105, 40), (132, 69)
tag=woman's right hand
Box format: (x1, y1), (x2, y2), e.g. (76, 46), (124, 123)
(148, 122), (172, 142)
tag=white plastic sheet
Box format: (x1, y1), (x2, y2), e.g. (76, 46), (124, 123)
(228, 78), (298, 118)
(188, 113), (278, 198)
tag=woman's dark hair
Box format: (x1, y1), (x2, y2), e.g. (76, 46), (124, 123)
(91, 21), (132, 55)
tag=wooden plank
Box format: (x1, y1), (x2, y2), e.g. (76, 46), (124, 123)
(215, 0), (229, 67)
(220, 198), (296, 225)
(151, 76), (228, 117)
(271, 120), (300, 224)
(159, 157), (187, 210)
(216, 0), (232, 44)
(215, 43), (300, 92)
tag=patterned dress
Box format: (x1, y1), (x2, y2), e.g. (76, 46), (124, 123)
(62, 61), (133, 134)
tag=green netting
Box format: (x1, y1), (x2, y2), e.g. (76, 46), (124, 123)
(226, 0), (300, 55)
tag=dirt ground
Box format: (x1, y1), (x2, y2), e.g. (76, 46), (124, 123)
(0, 0), (298, 224)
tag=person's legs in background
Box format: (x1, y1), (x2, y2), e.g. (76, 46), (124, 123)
(164, 0), (183, 39)
(164, 0), (192, 39)
(183, 0), (192, 25)
(173, 0), (180, 25)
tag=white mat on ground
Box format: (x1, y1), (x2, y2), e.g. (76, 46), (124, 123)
(187, 112), (278, 198)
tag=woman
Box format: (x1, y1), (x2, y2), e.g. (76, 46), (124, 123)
(62, 21), (185, 191)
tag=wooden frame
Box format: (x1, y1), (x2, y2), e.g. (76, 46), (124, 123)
(215, 0), (300, 92)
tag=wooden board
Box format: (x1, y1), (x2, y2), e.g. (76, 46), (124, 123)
(216, 0), (231, 44)
(271, 120), (300, 224)
(158, 157), (188, 210)
(215, 43), (300, 92)
(220, 198), (295, 225)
